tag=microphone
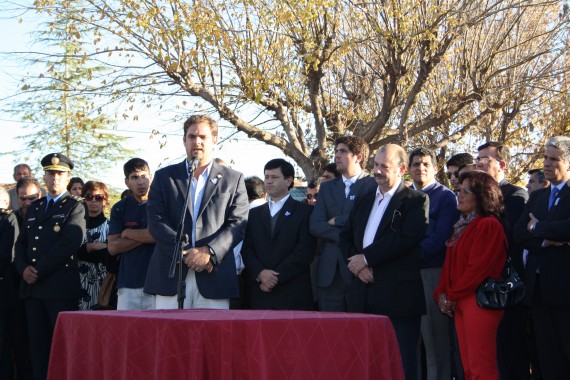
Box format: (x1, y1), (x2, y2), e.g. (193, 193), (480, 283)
(187, 156), (199, 176)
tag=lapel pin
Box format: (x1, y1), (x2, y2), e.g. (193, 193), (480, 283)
(210, 174), (222, 184)
(284, 211), (291, 216)
(349, 195), (355, 200)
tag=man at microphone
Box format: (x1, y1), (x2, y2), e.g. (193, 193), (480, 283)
(144, 114), (249, 309)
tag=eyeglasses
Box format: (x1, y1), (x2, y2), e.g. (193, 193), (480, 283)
(19, 195), (39, 202)
(306, 193), (318, 200)
(84, 194), (105, 202)
(446, 171), (459, 179)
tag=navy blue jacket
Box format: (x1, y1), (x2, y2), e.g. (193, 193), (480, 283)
(412, 182), (458, 268)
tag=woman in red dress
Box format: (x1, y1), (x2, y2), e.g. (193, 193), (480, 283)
(434, 171), (507, 380)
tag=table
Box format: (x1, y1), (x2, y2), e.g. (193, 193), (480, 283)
(48, 309), (404, 380)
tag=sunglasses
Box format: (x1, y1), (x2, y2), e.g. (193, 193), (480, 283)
(306, 193), (318, 200)
(446, 171), (459, 179)
(84, 194), (106, 202)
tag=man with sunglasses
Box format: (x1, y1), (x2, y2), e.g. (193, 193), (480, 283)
(445, 153), (473, 192)
(14, 153), (86, 380)
(305, 178), (320, 206)
(15, 177), (43, 227)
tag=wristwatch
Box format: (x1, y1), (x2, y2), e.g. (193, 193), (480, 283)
(208, 246), (219, 266)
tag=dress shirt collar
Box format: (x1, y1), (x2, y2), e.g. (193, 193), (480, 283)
(46, 191), (66, 204)
(551, 182), (565, 192)
(342, 171), (361, 186)
(186, 159), (213, 180)
(269, 194), (290, 217)
(377, 178), (401, 199)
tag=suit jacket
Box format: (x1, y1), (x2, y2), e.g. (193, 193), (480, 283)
(340, 181), (429, 318)
(14, 193), (86, 300)
(242, 197), (316, 310)
(309, 173), (377, 287)
(144, 161), (249, 299)
(500, 179), (528, 237)
(514, 181), (570, 306)
(0, 209), (19, 309)
(500, 180), (528, 273)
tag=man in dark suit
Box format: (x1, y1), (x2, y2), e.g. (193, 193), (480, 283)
(241, 159), (315, 310)
(309, 136), (376, 311)
(14, 153), (86, 380)
(476, 141), (530, 380)
(0, 188), (22, 379)
(145, 114), (249, 309)
(341, 144), (428, 380)
(514, 136), (570, 379)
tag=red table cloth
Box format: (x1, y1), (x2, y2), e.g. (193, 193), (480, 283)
(48, 309), (404, 380)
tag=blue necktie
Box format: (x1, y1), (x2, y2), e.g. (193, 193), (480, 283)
(548, 187), (559, 210)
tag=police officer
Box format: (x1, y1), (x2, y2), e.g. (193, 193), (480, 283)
(14, 153), (86, 380)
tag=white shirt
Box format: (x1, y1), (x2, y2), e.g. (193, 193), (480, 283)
(362, 179), (401, 249)
(233, 197), (267, 274)
(269, 194), (290, 217)
(189, 160), (212, 246)
(342, 172), (361, 198)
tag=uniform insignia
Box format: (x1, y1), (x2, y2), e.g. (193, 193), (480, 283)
(54, 225), (61, 232)
(51, 156), (60, 165)
(0, 208), (11, 215)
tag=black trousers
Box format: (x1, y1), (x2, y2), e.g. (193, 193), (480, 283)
(497, 304), (532, 380)
(531, 277), (570, 380)
(25, 298), (78, 380)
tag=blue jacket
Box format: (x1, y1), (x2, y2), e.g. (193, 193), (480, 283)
(412, 182), (458, 268)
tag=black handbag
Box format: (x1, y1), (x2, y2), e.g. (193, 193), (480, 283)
(476, 257), (526, 310)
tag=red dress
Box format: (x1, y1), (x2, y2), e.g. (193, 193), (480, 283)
(434, 215), (506, 380)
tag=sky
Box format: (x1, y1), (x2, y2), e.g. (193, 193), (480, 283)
(0, 3), (289, 190)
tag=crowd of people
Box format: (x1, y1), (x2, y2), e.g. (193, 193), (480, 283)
(0, 114), (568, 380)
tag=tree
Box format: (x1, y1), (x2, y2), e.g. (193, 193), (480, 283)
(6, 2), (133, 179)
(26, 0), (569, 180)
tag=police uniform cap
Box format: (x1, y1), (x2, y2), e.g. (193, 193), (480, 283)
(41, 153), (74, 172)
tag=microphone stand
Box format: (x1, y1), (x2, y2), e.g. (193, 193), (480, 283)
(168, 157), (198, 309)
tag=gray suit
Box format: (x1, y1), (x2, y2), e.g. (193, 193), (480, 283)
(309, 172), (376, 311)
(144, 161), (249, 299)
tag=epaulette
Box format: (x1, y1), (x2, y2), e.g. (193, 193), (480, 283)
(32, 197), (45, 205)
(61, 195), (83, 205)
(70, 195), (84, 202)
(0, 208), (12, 215)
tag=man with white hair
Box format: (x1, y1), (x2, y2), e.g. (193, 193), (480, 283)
(515, 136), (570, 380)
